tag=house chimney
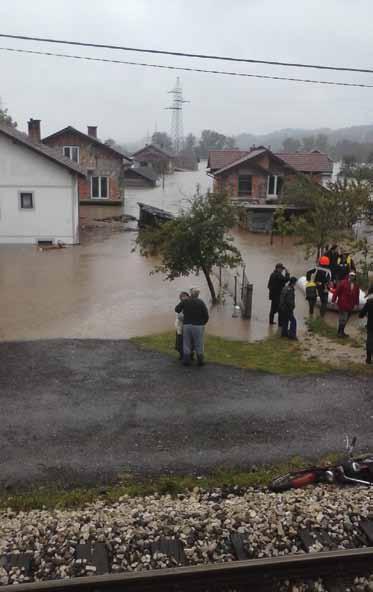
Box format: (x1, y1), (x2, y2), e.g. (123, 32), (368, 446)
(87, 126), (97, 138)
(28, 119), (41, 143)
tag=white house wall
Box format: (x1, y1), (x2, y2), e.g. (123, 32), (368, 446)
(0, 134), (79, 244)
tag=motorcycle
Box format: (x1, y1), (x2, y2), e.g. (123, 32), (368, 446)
(270, 437), (373, 492)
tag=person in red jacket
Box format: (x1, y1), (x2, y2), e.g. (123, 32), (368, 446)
(332, 272), (360, 337)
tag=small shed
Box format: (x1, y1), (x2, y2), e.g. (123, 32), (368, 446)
(138, 203), (174, 228)
(125, 166), (158, 187)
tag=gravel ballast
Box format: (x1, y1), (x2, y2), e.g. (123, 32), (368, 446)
(1, 485), (373, 588)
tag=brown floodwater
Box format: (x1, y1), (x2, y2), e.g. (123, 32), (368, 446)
(0, 164), (360, 342)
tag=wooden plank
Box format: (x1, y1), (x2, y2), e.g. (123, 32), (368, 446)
(0, 556), (10, 569)
(359, 520), (373, 545)
(75, 544), (92, 562)
(92, 543), (110, 575)
(317, 529), (337, 551)
(230, 533), (249, 560)
(151, 537), (186, 565)
(8, 553), (32, 575)
(299, 528), (317, 552)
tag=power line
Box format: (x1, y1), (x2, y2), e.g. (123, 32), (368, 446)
(1, 46), (373, 88)
(0, 32), (373, 75)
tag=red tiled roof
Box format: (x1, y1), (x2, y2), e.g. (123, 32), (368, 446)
(275, 151), (333, 174)
(43, 126), (133, 162)
(207, 150), (248, 171)
(214, 149), (273, 175)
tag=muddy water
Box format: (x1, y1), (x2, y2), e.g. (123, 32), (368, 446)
(0, 164), (348, 342)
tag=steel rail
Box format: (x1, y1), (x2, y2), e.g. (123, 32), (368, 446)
(2, 548), (373, 592)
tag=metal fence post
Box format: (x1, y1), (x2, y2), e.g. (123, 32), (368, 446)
(242, 283), (253, 319)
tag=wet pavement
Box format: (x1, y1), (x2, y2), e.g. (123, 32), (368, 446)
(0, 163), (365, 342)
(1, 339), (372, 489)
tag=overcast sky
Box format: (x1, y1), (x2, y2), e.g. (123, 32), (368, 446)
(1, 0), (373, 143)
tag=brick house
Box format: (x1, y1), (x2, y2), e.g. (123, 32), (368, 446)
(43, 125), (132, 205)
(208, 147), (334, 202)
(132, 144), (175, 174)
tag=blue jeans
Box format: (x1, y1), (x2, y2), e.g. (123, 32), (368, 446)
(183, 325), (205, 356)
(281, 311), (297, 338)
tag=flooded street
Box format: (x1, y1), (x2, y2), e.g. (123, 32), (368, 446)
(0, 164), (353, 342)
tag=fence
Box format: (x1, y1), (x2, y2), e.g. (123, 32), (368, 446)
(214, 265), (253, 319)
(240, 266), (253, 319)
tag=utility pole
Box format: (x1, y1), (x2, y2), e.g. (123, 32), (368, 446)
(166, 77), (189, 154)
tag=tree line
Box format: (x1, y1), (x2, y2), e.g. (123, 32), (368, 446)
(150, 129), (236, 160)
(281, 134), (373, 165)
(151, 129), (373, 165)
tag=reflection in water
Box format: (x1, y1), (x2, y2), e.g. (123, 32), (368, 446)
(0, 164), (358, 342)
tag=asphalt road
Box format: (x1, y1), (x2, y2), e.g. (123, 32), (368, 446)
(1, 339), (372, 489)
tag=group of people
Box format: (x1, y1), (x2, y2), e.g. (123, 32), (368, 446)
(268, 246), (373, 364)
(171, 248), (373, 368)
(174, 288), (209, 366)
(305, 251), (359, 338)
(267, 263), (298, 339)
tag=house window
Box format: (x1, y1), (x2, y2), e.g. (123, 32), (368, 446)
(267, 175), (283, 196)
(63, 146), (80, 163)
(91, 176), (109, 199)
(19, 192), (34, 209)
(238, 175), (252, 196)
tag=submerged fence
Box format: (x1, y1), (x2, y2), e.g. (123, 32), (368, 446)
(214, 265), (253, 319)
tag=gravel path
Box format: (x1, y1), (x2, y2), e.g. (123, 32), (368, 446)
(1, 485), (373, 587)
(0, 339), (372, 489)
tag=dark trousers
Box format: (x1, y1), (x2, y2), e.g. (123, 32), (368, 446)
(281, 311), (297, 338)
(318, 290), (328, 317)
(366, 331), (373, 362)
(307, 298), (316, 315)
(269, 298), (280, 324)
(338, 311), (351, 336)
(175, 333), (183, 358)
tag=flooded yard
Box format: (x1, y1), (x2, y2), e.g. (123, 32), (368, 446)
(0, 164), (360, 342)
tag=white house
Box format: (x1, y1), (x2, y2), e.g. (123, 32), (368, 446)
(0, 120), (85, 245)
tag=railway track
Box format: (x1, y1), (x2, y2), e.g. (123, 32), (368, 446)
(1, 548), (373, 591)
(3, 517), (373, 590)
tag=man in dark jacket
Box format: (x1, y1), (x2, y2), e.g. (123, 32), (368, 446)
(175, 288), (209, 366)
(279, 277), (298, 339)
(359, 286), (373, 364)
(267, 263), (289, 325)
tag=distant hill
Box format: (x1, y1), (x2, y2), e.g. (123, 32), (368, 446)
(235, 124), (373, 151)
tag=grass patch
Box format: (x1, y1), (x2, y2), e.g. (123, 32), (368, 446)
(0, 455), (341, 512)
(131, 332), (331, 376)
(306, 317), (361, 347)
